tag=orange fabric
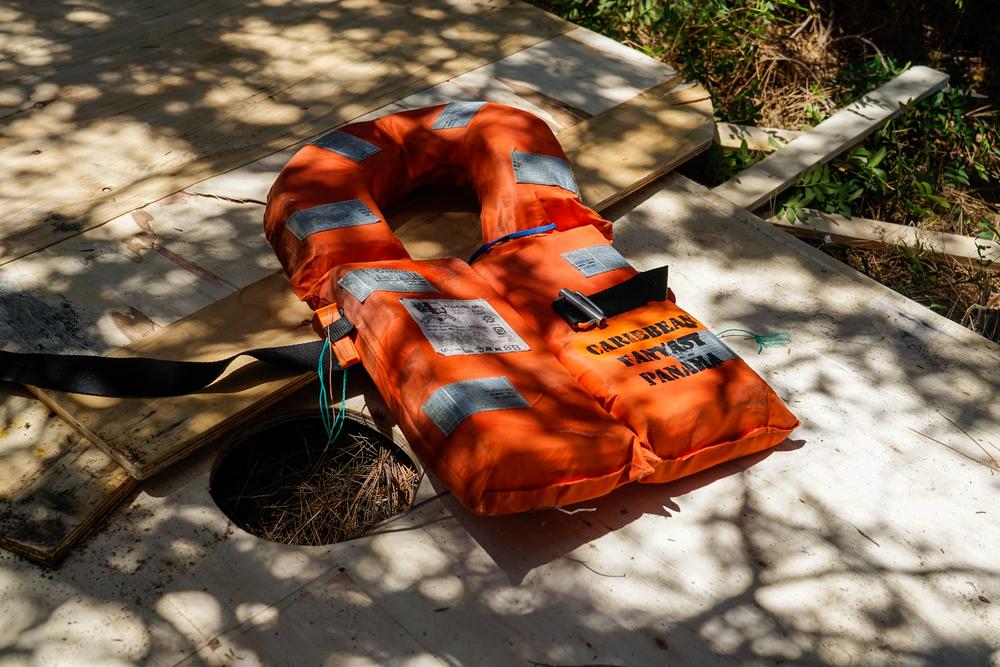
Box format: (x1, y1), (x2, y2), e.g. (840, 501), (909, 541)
(330, 258), (654, 515)
(264, 103), (608, 310)
(472, 225), (799, 481)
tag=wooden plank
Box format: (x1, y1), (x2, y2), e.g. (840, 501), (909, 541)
(0, 388), (137, 565)
(562, 80), (712, 210)
(715, 122), (802, 152)
(31, 79), (716, 480)
(713, 66), (949, 210)
(4, 172), (999, 665)
(0, 0), (571, 265)
(768, 209), (1000, 267)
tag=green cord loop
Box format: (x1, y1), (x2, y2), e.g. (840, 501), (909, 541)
(717, 328), (791, 354)
(317, 337), (350, 445)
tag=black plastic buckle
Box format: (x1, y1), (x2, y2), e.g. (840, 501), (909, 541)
(553, 288), (607, 330)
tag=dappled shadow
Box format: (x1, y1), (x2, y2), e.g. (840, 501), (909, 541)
(1, 417), (996, 664)
(3, 168), (999, 664)
(0, 0), (568, 259)
(1, 3), (998, 662)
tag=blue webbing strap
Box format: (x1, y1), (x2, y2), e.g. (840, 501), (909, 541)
(468, 223), (557, 264)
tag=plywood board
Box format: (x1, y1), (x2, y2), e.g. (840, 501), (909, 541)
(32, 75), (715, 479)
(713, 66), (949, 210)
(0, 0), (571, 265)
(184, 27), (680, 203)
(34, 272), (317, 479)
(0, 389), (136, 564)
(2, 172), (997, 665)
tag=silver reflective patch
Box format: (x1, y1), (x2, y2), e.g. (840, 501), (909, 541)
(287, 200), (380, 240)
(310, 130), (381, 161)
(422, 376), (529, 436)
(432, 101), (486, 130)
(337, 268), (436, 303)
(511, 150), (580, 195)
(673, 332), (738, 366)
(561, 244), (632, 277)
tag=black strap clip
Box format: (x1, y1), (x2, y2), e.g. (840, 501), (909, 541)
(552, 288), (608, 331)
(551, 265), (670, 331)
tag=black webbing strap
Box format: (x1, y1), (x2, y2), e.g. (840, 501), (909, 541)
(0, 317), (354, 398)
(552, 266), (669, 329)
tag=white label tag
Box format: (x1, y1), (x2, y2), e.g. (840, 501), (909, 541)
(338, 268), (436, 303)
(401, 298), (530, 356)
(561, 244), (632, 277)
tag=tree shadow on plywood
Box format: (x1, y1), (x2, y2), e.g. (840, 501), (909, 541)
(434, 438), (806, 585)
(0, 0), (569, 263)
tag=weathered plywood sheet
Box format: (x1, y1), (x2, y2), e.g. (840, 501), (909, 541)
(0, 0), (571, 265)
(0, 389), (136, 564)
(185, 27), (680, 203)
(34, 272), (316, 479)
(1, 172), (997, 665)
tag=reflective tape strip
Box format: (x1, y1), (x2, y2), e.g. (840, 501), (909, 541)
(673, 332), (738, 366)
(422, 376), (529, 436)
(511, 150), (580, 195)
(337, 268), (436, 303)
(310, 131), (381, 161)
(561, 245), (632, 277)
(431, 101), (486, 130)
(286, 200), (380, 240)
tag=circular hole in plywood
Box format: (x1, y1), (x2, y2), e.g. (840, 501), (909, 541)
(210, 411), (420, 545)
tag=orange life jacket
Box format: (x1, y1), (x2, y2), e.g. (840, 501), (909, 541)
(264, 102), (798, 514)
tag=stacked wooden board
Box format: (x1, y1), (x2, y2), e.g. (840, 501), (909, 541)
(0, 12), (714, 561)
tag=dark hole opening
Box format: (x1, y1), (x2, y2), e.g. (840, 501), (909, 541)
(210, 412), (420, 546)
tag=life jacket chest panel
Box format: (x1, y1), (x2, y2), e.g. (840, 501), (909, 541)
(472, 224), (799, 482)
(329, 257), (654, 515)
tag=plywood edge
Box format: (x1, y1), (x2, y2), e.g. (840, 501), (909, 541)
(562, 79), (714, 210)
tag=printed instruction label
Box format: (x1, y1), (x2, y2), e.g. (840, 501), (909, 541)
(561, 244), (632, 277)
(422, 376), (529, 435)
(401, 298), (530, 356)
(338, 268), (436, 303)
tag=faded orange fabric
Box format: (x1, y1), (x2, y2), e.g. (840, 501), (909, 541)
(264, 103), (607, 310)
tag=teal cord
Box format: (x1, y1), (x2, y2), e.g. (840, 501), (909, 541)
(317, 337), (333, 438)
(717, 328), (791, 354)
(328, 368), (349, 445)
(317, 336), (350, 447)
